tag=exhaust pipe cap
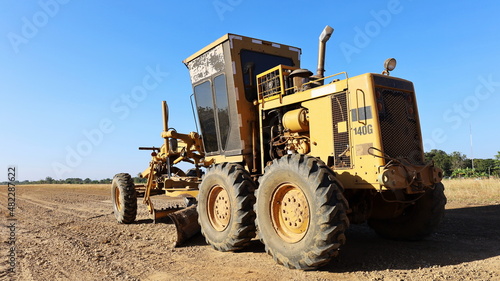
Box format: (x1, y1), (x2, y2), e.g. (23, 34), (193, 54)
(319, 25), (334, 43)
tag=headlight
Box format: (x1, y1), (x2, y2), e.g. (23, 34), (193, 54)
(383, 58), (397, 73)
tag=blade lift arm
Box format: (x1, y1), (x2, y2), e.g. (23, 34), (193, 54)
(141, 101), (211, 219)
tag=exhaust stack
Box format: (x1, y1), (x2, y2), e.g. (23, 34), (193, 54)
(316, 25), (334, 82)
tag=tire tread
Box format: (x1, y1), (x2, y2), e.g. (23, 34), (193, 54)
(256, 154), (349, 270)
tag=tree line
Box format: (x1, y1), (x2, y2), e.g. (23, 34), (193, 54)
(425, 150), (500, 178)
(2, 175), (147, 185)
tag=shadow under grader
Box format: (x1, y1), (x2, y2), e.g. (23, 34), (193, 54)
(133, 203), (500, 271)
(321, 204), (500, 273)
(238, 239), (266, 253)
(134, 218), (155, 224)
(180, 235), (267, 251)
(175, 230), (267, 250)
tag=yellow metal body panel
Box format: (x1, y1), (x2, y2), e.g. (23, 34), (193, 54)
(301, 97), (334, 160)
(209, 154), (245, 165)
(257, 71), (436, 191)
(339, 74), (385, 189)
(165, 190), (199, 198)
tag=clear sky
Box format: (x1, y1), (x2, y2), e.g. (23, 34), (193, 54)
(1, 1), (499, 181)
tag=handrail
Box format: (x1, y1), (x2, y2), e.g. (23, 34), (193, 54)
(257, 66), (349, 105)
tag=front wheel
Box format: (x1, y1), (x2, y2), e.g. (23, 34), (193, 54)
(111, 173), (137, 224)
(368, 183), (446, 240)
(197, 163), (256, 251)
(255, 154), (349, 270)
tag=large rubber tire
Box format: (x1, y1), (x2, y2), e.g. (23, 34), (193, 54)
(111, 173), (137, 224)
(368, 183), (446, 240)
(255, 154), (349, 270)
(197, 163), (256, 251)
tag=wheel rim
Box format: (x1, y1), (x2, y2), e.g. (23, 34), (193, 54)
(114, 186), (122, 211)
(207, 185), (231, 231)
(271, 183), (309, 243)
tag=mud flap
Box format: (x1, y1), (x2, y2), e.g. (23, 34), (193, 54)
(167, 205), (201, 246)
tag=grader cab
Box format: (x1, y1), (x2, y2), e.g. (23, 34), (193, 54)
(111, 26), (446, 270)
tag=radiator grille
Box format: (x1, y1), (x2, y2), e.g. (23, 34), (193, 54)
(332, 92), (351, 168)
(378, 88), (423, 164)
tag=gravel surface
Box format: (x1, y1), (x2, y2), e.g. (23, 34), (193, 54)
(1, 184), (499, 280)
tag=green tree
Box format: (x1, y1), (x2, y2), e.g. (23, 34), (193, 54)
(449, 151), (467, 170)
(99, 178), (112, 184)
(425, 149), (452, 176)
(495, 152), (500, 168)
(65, 178), (83, 184)
(474, 159), (496, 175)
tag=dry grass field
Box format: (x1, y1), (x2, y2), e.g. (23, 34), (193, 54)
(443, 178), (500, 205)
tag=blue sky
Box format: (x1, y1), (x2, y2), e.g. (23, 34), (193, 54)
(1, 1), (499, 181)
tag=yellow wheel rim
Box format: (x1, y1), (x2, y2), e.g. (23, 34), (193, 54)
(114, 186), (122, 211)
(271, 183), (309, 243)
(207, 185), (231, 231)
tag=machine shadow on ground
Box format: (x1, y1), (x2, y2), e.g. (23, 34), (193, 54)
(322, 204), (500, 273)
(143, 203), (500, 272)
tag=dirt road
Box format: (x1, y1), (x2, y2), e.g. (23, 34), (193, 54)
(1, 184), (499, 280)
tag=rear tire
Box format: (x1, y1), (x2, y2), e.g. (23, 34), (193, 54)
(111, 173), (137, 224)
(197, 163), (256, 251)
(368, 183), (446, 240)
(255, 154), (349, 270)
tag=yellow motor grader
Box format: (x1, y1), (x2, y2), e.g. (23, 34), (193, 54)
(111, 26), (446, 270)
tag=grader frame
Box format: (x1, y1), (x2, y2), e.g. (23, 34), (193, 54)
(111, 26), (446, 270)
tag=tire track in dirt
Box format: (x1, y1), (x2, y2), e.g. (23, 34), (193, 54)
(17, 194), (111, 219)
(2, 185), (214, 280)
